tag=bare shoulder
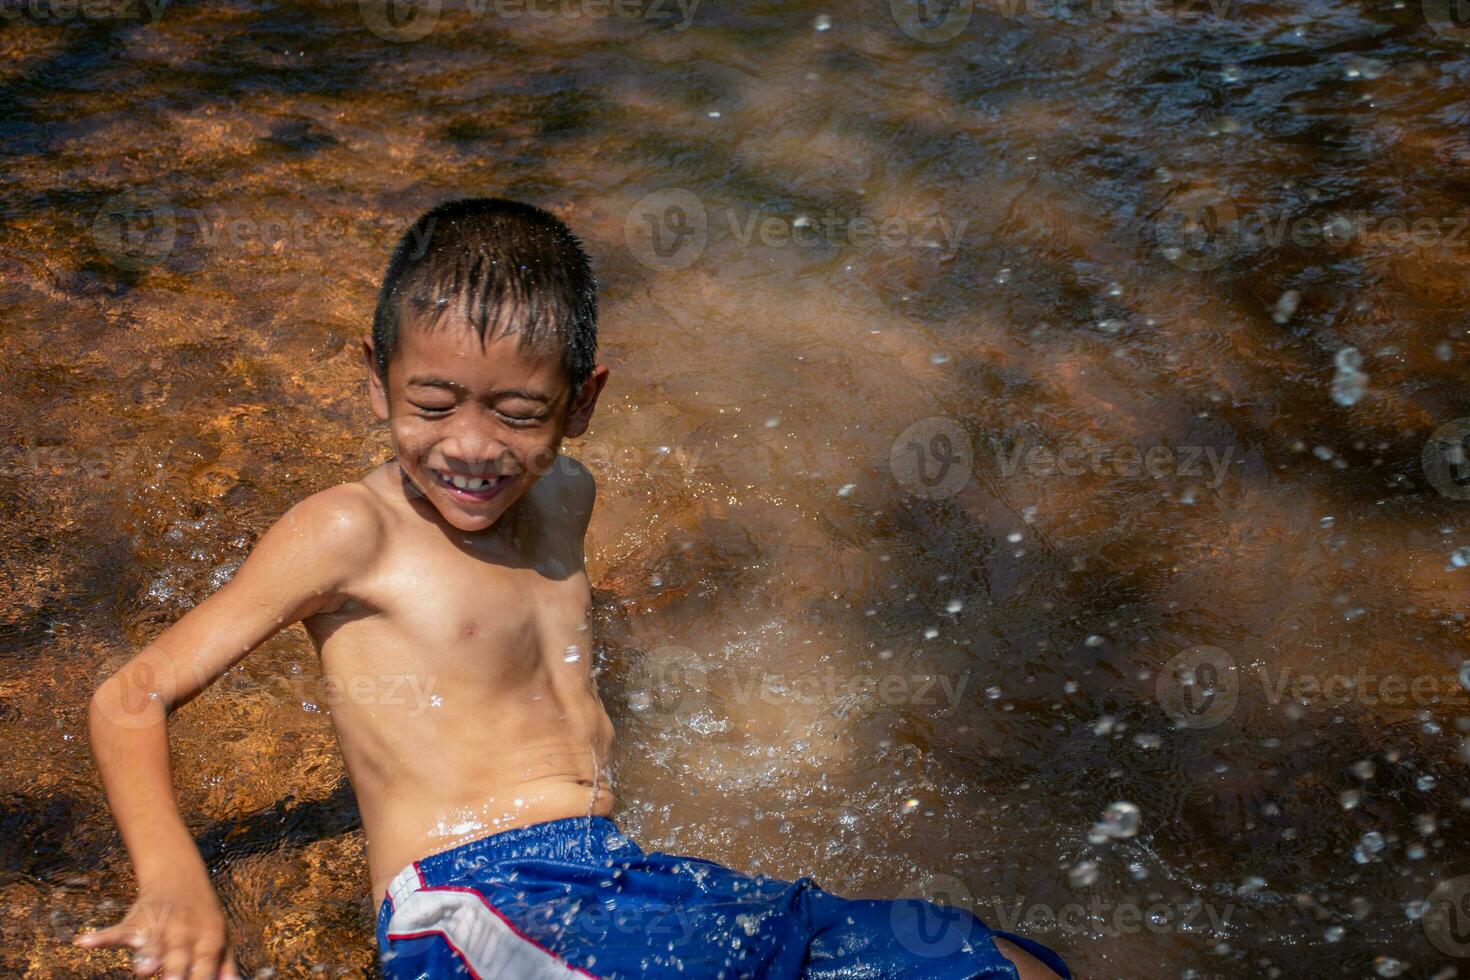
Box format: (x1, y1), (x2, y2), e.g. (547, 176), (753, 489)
(270, 479), (388, 561)
(282, 481), (388, 543)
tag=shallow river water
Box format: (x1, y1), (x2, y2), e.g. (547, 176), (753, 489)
(3, 0), (1470, 977)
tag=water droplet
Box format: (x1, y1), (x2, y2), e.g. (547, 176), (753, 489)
(1451, 547), (1470, 569)
(837, 483), (856, 497)
(1236, 875), (1266, 896)
(1353, 830), (1385, 863)
(564, 646), (581, 664)
(1331, 347), (1367, 406)
(812, 13), (832, 31)
(1095, 801), (1141, 839)
(945, 598), (963, 614)
(1272, 290), (1301, 324)
(1373, 957), (1404, 977)
(1351, 759), (1376, 780)
(1133, 733), (1162, 750)
(1068, 860), (1099, 888)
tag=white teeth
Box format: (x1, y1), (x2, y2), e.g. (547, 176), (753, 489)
(447, 474), (494, 491)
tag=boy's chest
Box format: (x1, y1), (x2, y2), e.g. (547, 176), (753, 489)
(365, 534), (591, 667)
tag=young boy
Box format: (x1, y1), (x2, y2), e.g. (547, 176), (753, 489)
(78, 199), (1071, 980)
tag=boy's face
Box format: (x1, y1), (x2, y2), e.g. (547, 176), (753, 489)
(364, 316), (607, 533)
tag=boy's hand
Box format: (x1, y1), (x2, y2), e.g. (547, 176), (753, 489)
(74, 879), (240, 980)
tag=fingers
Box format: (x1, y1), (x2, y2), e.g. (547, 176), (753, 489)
(185, 940), (227, 980)
(132, 942), (163, 978)
(220, 950), (243, 980)
(73, 922), (144, 949)
(158, 941), (192, 980)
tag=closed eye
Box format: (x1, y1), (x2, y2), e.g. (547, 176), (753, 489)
(410, 401), (453, 416)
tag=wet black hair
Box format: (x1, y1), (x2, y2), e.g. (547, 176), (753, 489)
(371, 198), (598, 393)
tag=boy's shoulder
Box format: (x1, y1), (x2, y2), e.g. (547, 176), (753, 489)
(275, 472), (391, 553)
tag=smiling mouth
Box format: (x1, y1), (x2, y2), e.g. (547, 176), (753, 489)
(433, 469), (513, 502)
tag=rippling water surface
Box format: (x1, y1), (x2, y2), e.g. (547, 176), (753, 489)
(3, 0), (1470, 976)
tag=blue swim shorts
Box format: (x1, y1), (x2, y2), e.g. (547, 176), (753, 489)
(375, 816), (1070, 979)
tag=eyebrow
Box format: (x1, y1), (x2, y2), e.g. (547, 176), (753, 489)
(406, 377), (553, 402)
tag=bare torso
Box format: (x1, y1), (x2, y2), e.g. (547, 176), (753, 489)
(301, 462), (614, 900)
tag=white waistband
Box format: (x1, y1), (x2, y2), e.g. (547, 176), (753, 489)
(386, 861), (423, 911)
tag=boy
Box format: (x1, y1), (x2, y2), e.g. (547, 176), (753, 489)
(79, 199), (1070, 979)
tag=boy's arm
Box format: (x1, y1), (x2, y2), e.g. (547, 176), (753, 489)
(77, 486), (382, 980)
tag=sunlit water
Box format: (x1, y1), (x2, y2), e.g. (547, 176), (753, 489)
(3, 0), (1470, 976)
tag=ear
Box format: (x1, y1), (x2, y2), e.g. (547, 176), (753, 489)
(562, 364), (609, 439)
(363, 336), (390, 421)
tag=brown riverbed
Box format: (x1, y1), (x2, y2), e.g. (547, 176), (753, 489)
(2, 0), (1470, 977)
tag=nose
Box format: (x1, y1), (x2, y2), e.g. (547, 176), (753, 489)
(438, 412), (511, 476)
